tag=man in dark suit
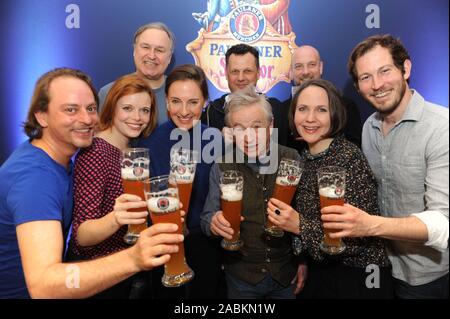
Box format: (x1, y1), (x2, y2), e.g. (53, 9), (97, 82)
(201, 43), (289, 146)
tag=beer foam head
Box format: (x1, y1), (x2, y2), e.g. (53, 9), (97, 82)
(276, 175), (300, 186)
(220, 184), (243, 201)
(121, 167), (149, 180)
(319, 186), (345, 198)
(147, 196), (180, 213)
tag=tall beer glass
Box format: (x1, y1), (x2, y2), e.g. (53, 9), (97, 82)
(170, 148), (198, 235)
(265, 158), (303, 237)
(220, 170), (244, 251)
(317, 166), (346, 255)
(122, 148), (150, 245)
(144, 175), (194, 287)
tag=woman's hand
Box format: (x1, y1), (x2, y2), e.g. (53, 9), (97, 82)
(267, 198), (301, 235)
(112, 193), (148, 227)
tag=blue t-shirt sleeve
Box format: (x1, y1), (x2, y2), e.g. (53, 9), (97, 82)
(7, 168), (65, 226)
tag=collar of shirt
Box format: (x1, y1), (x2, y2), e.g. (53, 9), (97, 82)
(369, 89), (424, 131)
(291, 85), (300, 97)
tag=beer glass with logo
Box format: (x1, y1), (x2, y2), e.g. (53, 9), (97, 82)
(220, 170), (244, 251)
(144, 175), (194, 287)
(317, 166), (346, 255)
(170, 148), (198, 235)
(265, 158), (303, 237)
(122, 148), (150, 245)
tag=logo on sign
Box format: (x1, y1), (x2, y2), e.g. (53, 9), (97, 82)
(187, 1), (298, 93)
(229, 5), (266, 43)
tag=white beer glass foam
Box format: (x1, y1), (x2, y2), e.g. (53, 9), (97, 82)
(276, 175), (300, 186)
(220, 185), (243, 201)
(319, 186), (345, 198)
(147, 196), (180, 213)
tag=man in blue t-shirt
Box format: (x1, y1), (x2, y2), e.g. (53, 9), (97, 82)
(0, 68), (183, 298)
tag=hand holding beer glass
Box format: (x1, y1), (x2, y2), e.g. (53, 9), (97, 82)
(122, 148), (150, 245)
(220, 170), (244, 251)
(317, 166), (346, 255)
(170, 148), (198, 235)
(144, 175), (194, 287)
(265, 158), (302, 237)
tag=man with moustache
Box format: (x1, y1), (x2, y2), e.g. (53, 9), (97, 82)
(0, 68), (183, 298)
(321, 35), (449, 299)
(285, 45), (362, 149)
(98, 22), (175, 125)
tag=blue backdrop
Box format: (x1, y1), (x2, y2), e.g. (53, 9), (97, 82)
(0, 0), (448, 164)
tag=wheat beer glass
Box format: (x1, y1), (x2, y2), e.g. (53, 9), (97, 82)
(144, 175), (194, 287)
(317, 166), (346, 255)
(122, 148), (150, 245)
(265, 158), (302, 237)
(170, 148), (198, 235)
(220, 170), (244, 251)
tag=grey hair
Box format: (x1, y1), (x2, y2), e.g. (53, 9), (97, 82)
(133, 22), (176, 53)
(224, 86), (273, 126)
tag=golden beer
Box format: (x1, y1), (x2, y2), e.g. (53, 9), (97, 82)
(317, 165), (347, 255)
(170, 148), (197, 234)
(319, 189), (345, 248)
(122, 148), (150, 245)
(122, 174), (149, 237)
(221, 196), (243, 243)
(145, 175), (194, 287)
(148, 198), (191, 278)
(220, 173), (244, 251)
(265, 158), (302, 237)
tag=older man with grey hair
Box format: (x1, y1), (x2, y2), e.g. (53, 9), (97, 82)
(201, 86), (304, 299)
(98, 22), (175, 125)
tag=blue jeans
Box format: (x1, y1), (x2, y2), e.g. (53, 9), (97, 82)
(226, 273), (295, 299)
(394, 273), (449, 299)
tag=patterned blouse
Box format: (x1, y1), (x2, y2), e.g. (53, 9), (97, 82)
(295, 135), (390, 268)
(70, 137), (128, 259)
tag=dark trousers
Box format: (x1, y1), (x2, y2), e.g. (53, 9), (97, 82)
(298, 259), (394, 299)
(394, 273), (449, 299)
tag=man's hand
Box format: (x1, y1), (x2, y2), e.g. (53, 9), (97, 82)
(321, 203), (375, 238)
(210, 211), (244, 239)
(291, 262), (308, 294)
(131, 223), (184, 271)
